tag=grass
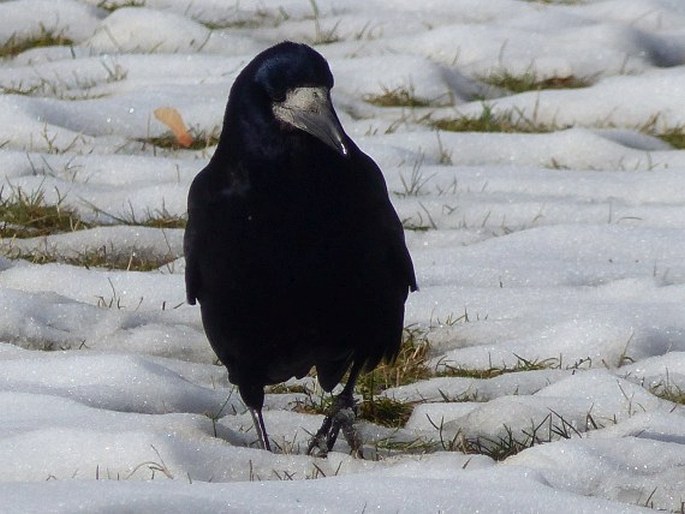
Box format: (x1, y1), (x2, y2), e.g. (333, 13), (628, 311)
(96, 0), (145, 12)
(123, 445), (174, 480)
(654, 127), (685, 149)
(136, 210), (187, 229)
(0, 187), (183, 270)
(0, 62), (128, 100)
(431, 103), (556, 134)
(200, 7), (290, 30)
(425, 407), (592, 461)
(306, 0), (341, 45)
(480, 70), (592, 94)
(395, 156), (435, 197)
(5, 245), (176, 272)
(355, 326), (432, 427)
(364, 86), (431, 108)
(0, 186), (89, 238)
(649, 379), (685, 405)
(0, 186), (186, 237)
(357, 396), (415, 427)
(357, 325), (433, 396)
(371, 436), (437, 455)
(437, 354), (559, 379)
(0, 25), (73, 59)
(461, 412), (583, 460)
(85, 201), (187, 229)
(617, 114), (685, 150)
(136, 130), (220, 152)
(401, 203), (437, 232)
(401, 218), (433, 232)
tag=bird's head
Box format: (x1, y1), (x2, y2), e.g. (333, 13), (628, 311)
(224, 42), (349, 159)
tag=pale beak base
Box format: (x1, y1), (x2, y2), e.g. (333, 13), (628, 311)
(273, 86), (348, 157)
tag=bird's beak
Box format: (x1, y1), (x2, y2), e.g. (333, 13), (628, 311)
(273, 86), (349, 157)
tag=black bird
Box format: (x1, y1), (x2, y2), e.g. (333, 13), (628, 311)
(184, 41), (417, 455)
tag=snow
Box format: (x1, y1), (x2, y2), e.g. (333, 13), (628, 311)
(1, 0), (684, 512)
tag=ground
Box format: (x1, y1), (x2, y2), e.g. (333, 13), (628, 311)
(0, 0), (684, 512)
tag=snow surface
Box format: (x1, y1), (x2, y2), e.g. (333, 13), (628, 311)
(1, 0), (684, 512)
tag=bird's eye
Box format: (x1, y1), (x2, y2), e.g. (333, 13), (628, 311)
(262, 82), (286, 102)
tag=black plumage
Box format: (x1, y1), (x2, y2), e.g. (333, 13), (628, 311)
(184, 42), (417, 454)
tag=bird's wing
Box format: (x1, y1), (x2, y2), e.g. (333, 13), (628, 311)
(183, 171), (212, 305)
(384, 199), (419, 292)
(183, 218), (201, 305)
(359, 151), (418, 293)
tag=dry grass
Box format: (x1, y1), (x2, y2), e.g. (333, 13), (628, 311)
(355, 326), (432, 427)
(480, 70), (592, 93)
(364, 86), (431, 108)
(431, 104), (557, 134)
(136, 130), (220, 152)
(5, 245), (176, 272)
(654, 127), (685, 149)
(437, 354), (559, 379)
(0, 187), (89, 238)
(0, 25), (73, 59)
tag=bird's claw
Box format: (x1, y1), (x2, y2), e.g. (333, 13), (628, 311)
(339, 407), (362, 456)
(307, 415), (333, 457)
(307, 403), (361, 458)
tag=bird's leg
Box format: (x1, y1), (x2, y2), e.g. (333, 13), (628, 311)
(308, 362), (363, 457)
(325, 386), (362, 455)
(249, 407), (272, 452)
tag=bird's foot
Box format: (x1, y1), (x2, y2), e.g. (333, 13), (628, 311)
(307, 398), (361, 458)
(307, 414), (334, 457)
(338, 406), (362, 457)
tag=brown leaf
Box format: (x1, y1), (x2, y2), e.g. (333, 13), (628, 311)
(154, 107), (194, 148)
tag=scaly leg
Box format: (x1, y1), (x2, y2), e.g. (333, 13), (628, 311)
(308, 361), (363, 457)
(249, 407), (272, 452)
